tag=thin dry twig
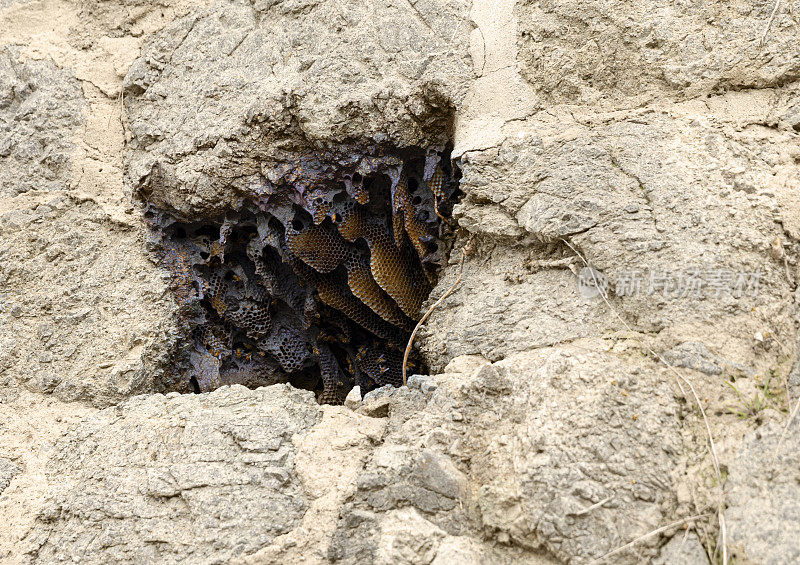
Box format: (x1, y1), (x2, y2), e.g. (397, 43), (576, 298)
(526, 256), (577, 270)
(690, 483), (715, 563)
(402, 237), (473, 385)
(560, 238), (721, 478)
(572, 494), (614, 516)
(433, 198), (453, 226)
(719, 508), (728, 565)
(560, 238), (725, 562)
(760, 0), (782, 47)
(773, 393), (800, 461)
(588, 514), (711, 565)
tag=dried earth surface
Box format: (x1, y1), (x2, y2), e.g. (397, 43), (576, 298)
(1, 0), (799, 563)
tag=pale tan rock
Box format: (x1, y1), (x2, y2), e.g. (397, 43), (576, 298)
(344, 386), (362, 410)
(375, 508), (446, 565)
(1, 0), (799, 563)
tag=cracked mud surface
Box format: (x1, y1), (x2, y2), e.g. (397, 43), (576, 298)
(1, 0), (800, 563)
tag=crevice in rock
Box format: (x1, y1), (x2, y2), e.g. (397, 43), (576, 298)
(145, 144), (461, 403)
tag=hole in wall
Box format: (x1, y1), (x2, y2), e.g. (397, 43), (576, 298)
(147, 145), (461, 404)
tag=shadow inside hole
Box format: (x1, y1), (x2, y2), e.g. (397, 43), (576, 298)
(151, 145), (461, 404)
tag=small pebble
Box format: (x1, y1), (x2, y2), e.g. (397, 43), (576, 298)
(362, 384), (393, 402)
(361, 397), (390, 418)
(421, 381), (438, 394)
(406, 374), (427, 390)
(344, 386), (362, 410)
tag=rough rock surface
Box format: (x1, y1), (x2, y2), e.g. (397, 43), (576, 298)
(16, 349), (692, 564)
(726, 417), (800, 564)
(1, 192), (177, 405)
(0, 389), (96, 563)
(123, 0), (473, 218)
(0, 0), (191, 408)
(1, 0), (800, 563)
(515, 0), (800, 105)
(0, 458), (20, 495)
(0, 48), (83, 196)
(653, 532), (709, 565)
(23, 385), (321, 564)
(424, 87), (800, 373)
(330, 347), (688, 564)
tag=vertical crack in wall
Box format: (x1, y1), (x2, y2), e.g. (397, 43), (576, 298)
(146, 144), (460, 403)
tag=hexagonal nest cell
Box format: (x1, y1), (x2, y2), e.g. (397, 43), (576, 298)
(146, 145), (460, 403)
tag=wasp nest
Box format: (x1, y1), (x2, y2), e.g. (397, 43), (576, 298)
(148, 147), (459, 403)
